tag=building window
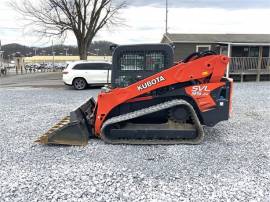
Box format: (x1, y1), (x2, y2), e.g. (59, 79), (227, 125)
(196, 45), (211, 52)
(249, 47), (259, 57)
(220, 46), (228, 55)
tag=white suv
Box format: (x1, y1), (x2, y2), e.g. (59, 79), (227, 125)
(63, 61), (111, 90)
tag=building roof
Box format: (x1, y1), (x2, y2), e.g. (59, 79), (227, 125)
(162, 33), (270, 44)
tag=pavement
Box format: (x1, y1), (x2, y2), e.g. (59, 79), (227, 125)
(0, 72), (64, 88)
(0, 73), (270, 201)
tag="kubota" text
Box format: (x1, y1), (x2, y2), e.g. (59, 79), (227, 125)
(137, 76), (166, 91)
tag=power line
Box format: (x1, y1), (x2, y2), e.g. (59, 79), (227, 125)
(0, 27), (23, 30)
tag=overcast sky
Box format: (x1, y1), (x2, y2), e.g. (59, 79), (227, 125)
(128, 0), (270, 9)
(1, 0), (270, 46)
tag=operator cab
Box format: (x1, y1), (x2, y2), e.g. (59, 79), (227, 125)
(111, 44), (174, 88)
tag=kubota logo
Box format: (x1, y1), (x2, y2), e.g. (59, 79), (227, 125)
(137, 76), (166, 91)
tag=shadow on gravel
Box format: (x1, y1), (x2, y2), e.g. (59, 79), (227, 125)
(203, 126), (224, 143)
(65, 85), (103, 91)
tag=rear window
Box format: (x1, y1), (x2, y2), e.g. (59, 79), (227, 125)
(73, 63), (111, 70)
(119, 51), (165, 71)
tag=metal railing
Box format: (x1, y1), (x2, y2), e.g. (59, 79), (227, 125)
(230, 57), (270, 73)
(261, 57), (270, 71)
(0, 66), (63, 77)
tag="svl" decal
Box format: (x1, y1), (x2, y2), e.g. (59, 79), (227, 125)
(191, 86), (210, 96)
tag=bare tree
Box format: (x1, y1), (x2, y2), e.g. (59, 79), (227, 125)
(11, 0), (126, 60)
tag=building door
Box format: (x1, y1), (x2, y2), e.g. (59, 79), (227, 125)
(262, 47), (270, 70)
(262, 47), (269, 57)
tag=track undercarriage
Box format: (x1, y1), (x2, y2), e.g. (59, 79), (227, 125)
(101, 99), (204, 144)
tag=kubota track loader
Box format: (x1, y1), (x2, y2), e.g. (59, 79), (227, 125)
(36, 44), (233, 145)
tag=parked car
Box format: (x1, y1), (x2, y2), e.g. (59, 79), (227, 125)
(62, 61), (112, 90)
(55, 63), (66, 70)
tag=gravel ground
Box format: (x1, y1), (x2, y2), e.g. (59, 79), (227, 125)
(0, 82), (270, 201)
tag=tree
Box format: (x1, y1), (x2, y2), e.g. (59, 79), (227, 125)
(11, 0), (125, 60)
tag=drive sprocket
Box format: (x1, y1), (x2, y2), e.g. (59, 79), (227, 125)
(168, 106), (190, 123)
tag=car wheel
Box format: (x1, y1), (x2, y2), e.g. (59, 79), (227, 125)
(73, 78), (87, 90)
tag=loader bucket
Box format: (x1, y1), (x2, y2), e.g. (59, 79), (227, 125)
(35, 98), (96, 146)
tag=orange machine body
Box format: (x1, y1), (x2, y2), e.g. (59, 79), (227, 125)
(94, 55), (230, 135)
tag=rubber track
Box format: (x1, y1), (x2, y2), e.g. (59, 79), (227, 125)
(100, 99), (204, 144)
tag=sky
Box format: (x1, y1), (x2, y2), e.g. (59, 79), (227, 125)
(1, 0), (270, 46)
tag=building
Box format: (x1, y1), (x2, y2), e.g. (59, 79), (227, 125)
(24, 55), (112, 64)
(161, 33), (270, 81)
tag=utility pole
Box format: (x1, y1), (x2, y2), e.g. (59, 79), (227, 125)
(0, 40), (4, 73)
(33, 48), (38, 56)
(64, 48), (69, 56)
(52, 40), (55, 71)
(94, 48), (100, 56)
(8, 55), (10, 68)
(165, 0), (168, 34)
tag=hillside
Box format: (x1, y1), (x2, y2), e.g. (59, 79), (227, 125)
(1, 41), (115, 59)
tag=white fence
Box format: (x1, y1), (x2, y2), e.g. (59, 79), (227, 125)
(230, 57), (270, 73)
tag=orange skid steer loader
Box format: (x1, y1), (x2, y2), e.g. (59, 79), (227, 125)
(36, 44), (233, 145)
